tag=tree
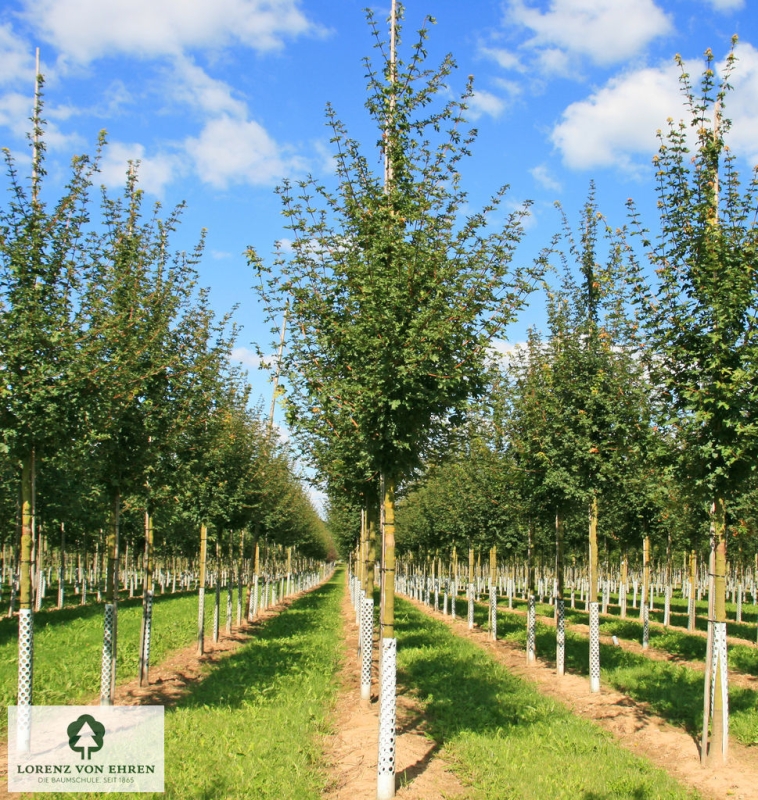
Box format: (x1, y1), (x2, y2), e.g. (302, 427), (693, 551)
(0, 72), (100, 732)
(628, 41), (758, 761)
(251, 5), (537, 796)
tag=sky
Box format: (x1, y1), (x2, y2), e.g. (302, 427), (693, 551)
(0, 0), (756, 439)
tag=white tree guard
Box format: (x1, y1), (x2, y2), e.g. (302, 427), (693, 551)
(376, 637), (397, 800)
(451, 581), (456, 619)
(141, 591), (154, 682)
(642, 602), (650, 649)
(17, 608), (33, 752)
(226, 580), (233, 633)
(213, 581), (220, 643)
(361, 596), (373, 702)
(252, 575), (259, 621)
(467, 583), (475, 630)
(197, 587), (206, 654)
(100, 603), (115, 705)
(443, 590), (448, 616)
(489, 585), (497, 640)
(527, 595), (536, 665)
(589, 602), (601, 693)
(556, 598), (565, 676)
(358, 589), (366, 657)
(662, 586), (670, 626)
(710, 621), (729, 758)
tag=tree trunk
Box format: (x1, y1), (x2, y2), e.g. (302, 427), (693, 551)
(708, 496), (729, 762)
(139, 509), (154, 686)
(380, 475), (396, 639)
(588, 495), (599, 603)
(17, 450), (35, 750)
(689, 549), (697, 632)
(197, 523), (208, 655)
(100, 491), (120, 705)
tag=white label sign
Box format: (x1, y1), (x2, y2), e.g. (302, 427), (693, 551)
(8, 706), (164, 793)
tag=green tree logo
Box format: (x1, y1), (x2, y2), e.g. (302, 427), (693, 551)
(67, 714), (105, 760)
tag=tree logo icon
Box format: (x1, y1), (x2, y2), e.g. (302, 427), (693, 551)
(67, 714), (105, 760)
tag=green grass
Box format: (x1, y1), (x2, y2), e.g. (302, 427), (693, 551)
(395, 596), (699, 800)
(27, 568), (343, 800)
(465, 601), (758, 747)
(495, 597), (758, 680)
(512, 591), (758, 641)
(0, 588), (235, 716)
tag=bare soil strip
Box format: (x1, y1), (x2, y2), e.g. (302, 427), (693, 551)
(323, 587), (467, 800)
(418, 597), (758, 800)
(495, 601), (758, 692)
(0, 582), (324, 799)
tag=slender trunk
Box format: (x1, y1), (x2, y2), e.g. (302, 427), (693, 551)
(139, 509), (154, 686)
(555, 512), (565, 600)
(19, 451), (34, 612)
(18, 450), (35, 726)
(367, 499), (378, 591)
(100, 491), (120, 705)
(380, 474), (396, 639)
(588, 495), (599, 603)
(641, 535), (650, 619)
(556, 512), (566, 676)
(197, 523), (208, 655)
(709, 495), (728, 762)
(689, 549), (697, 632)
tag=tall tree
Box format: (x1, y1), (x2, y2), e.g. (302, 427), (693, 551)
(252, 5), (537, 796)
(0, 73), (100, 735)
(628, 41), (758, 762)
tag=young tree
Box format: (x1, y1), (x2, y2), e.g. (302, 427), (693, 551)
(251, 5), (537, 795)
(628, 42), (758, 761)
(0, 72), (100, 738)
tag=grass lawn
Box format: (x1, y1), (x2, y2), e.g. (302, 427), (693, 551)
(464, 601), (758, 747)
(395, 596), (700, 800)
(25, 568), (343, 800)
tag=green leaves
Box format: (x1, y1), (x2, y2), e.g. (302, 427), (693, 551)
(253, 4), (537, 510)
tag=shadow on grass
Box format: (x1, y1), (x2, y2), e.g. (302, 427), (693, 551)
(394, 603), (554, 744)
(0, 590), (195, 641)
(489, 605), (758, 740)
(162, 575), (341, 712)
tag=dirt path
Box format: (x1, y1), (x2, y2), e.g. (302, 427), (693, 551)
(322, 587), (467, 800)
(1, 578), (329, 799)
(493, 601), (758, 692)
(420, 597), (758, 800)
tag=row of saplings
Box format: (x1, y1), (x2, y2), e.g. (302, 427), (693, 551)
(12, 530), (330, 752)
(348, 538), (757, 768)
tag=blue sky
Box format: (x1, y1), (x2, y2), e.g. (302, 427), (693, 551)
(1, 0), (756, 424)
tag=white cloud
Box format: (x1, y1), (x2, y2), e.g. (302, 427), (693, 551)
(23, 0), (320, 63)
(0, 23), (34, 85)
(467, 89), (506, 120)
(0, 91), (33, 137)
(722, 43), (758, 167)
(231, 347), (262, 369)
(551, 63), (682, 170)
(704, 0), (744, 9)
(480, 47), (525, 73)
(99, 141), (181, 196)
(551, 42), (758, 172)
(184, 114), (303, 189)
(508, 0), (672, 69)
(488, 340), (527, 364)
(530, 164), (562, 193)
(169, 57), (247, 118)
